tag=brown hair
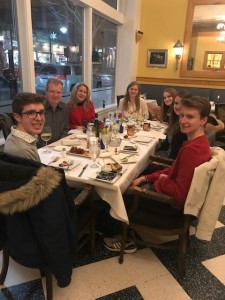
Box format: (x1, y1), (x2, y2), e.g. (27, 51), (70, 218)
(161, 87), (177, 122)
(123, 81), (141, 112)
(12, 92), (45, 115)
(46, 78), (63, 91)
(181, 96), (211, 119)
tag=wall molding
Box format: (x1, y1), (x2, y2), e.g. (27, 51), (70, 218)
(136, 77), (225, 88)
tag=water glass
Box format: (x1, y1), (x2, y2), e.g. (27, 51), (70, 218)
(89, 137), (100, 168)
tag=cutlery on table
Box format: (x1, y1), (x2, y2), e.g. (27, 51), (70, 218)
(47, 156), (59, 165)
(78, 164), (88, 177)
(66, 160), (74, 170)
(120, 153), (137, 162)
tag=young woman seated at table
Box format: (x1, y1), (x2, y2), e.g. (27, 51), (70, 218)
(156, 90), (192, 159)
(118, 81), (149, 120)
(68, 83), (95, 129)
(159, 87), (177, 122)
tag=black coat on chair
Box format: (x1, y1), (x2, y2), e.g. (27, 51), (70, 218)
(0, 152), (77, 288)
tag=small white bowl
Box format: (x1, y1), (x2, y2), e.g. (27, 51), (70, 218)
(101, 165), (112, 173)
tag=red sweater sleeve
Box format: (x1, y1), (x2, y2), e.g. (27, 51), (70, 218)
(146, 136), (211, 208)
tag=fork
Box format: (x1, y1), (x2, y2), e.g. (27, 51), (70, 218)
(47, 156), (59, 165)
(66, 160), (74, 170)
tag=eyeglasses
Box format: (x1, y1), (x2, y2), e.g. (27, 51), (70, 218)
(21, 110), (45, 119)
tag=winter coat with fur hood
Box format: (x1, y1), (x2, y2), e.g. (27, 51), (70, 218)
(0, 152), (77, 288)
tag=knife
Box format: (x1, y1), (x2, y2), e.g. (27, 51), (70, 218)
(78, 164), (88, 177)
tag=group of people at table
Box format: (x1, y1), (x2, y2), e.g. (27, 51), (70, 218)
(3, 78), (223, 253)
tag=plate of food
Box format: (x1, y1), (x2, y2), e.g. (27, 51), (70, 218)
(67, 146), (90, 157)
(50, 158), (80, 170)
(89, 163), (126, 184)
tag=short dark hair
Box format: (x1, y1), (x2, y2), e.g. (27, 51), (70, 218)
(12, 92), (46, 114)
(181, 96), (211, 119)
(46, 78), (63, 91)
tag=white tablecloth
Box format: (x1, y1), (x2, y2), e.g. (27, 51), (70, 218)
(39, 124), (166, 223)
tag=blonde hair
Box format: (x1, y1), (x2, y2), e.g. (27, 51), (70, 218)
(68, 83), (91, 111)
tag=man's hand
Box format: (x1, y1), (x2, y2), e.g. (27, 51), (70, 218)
(131, 176), (145, 187)
(158, 174), (168, 184)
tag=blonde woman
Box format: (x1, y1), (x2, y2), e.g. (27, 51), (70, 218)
(119, 81), (149, 120)
(68, 83), (95, 129)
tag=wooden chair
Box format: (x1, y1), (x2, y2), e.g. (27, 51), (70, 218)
(0, 185), (95, 300)
(0, 113), (15, 139)
(119, 148), (225, 276)
(116, 95), (124, 108)
(215, 103), (225, 148)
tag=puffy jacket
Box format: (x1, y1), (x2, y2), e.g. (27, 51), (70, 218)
(0, 152), (77, 288)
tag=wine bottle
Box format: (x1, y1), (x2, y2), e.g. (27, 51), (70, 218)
(94, 113), (100, 137)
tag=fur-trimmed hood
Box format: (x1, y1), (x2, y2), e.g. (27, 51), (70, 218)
(0, 166), (62, 215)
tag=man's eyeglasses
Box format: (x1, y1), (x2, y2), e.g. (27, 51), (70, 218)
(21, 110), (45, 119)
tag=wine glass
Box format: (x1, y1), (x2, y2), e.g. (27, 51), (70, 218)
(112, 123), (119, 140)
(101, 133), (111, 152)
(89, 137), (100, 168)
(41, 126), (52, 153)
(142, 112), (148, 122)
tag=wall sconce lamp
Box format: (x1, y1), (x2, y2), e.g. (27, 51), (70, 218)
(136, 30), (143, 43)
(173, 39), (184, 70)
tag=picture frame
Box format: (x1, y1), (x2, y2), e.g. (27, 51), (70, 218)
(147, 49), (168, 68)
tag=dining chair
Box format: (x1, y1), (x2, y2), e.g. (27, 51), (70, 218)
(215, 103), (225, 148)
(116, 95), (124, 108)
(0, 113), (15, 140)
(119, 148), (225, 276)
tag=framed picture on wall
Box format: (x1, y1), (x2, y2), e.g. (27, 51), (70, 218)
(147, 49), (168, 68)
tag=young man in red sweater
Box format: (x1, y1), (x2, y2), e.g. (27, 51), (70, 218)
(103, 96), (211, 253)
(132, 96), (211, 210)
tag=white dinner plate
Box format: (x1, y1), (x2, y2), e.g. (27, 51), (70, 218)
(132, 136), (152, 143)
(61, 138), (80, 146)
(76, 134), (87, 139)
(53, 146), (70, 152)
(89, 167), (127, 184)
(111, 154), (138, 164)
(50, 158), (80, 170)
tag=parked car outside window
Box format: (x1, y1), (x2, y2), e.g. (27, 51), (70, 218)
(35, 63), (81, 95)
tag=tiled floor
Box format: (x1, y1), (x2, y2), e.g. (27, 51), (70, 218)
(0, 203), (225, 300)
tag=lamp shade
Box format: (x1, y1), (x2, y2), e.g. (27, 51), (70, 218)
(173, 39), (184, 56)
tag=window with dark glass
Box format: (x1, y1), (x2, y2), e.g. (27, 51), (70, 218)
(92, 14), (117, 108)
(31, 0), (83, 97)
(101, 0), (118, 9)
(0, 0), (20, 108)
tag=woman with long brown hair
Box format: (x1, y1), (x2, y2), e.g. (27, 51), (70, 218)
(118, 81), (149, 120)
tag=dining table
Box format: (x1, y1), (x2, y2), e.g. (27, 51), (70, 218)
(38, 121), (167, 224)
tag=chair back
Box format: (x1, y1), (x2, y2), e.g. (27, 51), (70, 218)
(215, 103), (225, 123)
(116, 95), (124, 108)
(0, 113), (15, 139)
(184, 147), (225, 241)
